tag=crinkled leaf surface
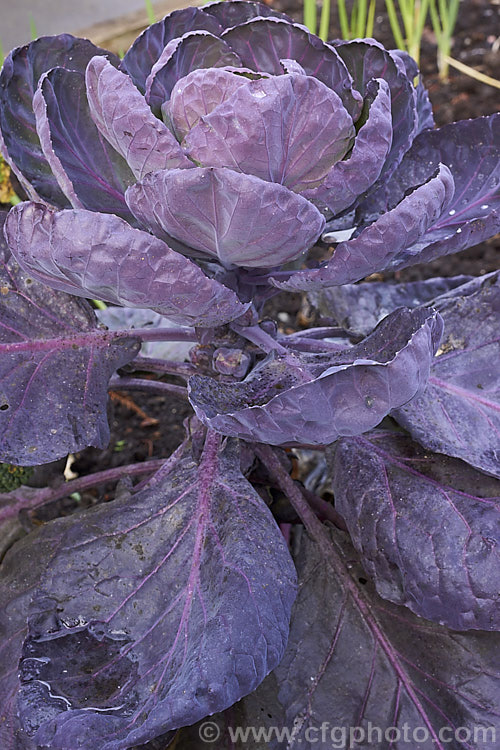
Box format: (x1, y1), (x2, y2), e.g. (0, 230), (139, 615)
(120, 6), (224, 91)
(5, 202), (249, 327)
(189, 307), (442, 445)
(166, 66), (248, 140)
(184, 73), (354, 192)
(303, 78), (392, 214)
(250, 527), (500, 749)
(33, 68), (135, 220)
(272, 164), (455, 290)
(145, 31), (242, 112)
(334, 40), (417, 179)
(393, 272), (500, 477)
(358, 114), (500, 269)
(221, 19), (361, 117)
(0, 210), (140, 465)
(0, 35), (118, 206)
(86, 57), (192, 180)
(126, 167), (325, 268)
(309, 275), (472, 336)
(16, 438), (297, 749)
(332, 431), (500, 630)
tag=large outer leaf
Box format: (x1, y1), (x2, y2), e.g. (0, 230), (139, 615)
(126, 167), (325, 268)
(145, 31), (242, 112)
(0, 210), (139, 465)
(309, 275), (472, 336)
(33, 68), (135, 220)
(272, 164), (455, 291)
(221, 19), (361, 117)
(86, 56), (192, 180)
(253, 527), (500, 749)
(189, 307), (442, 446)
(358, 114), (500, 269)
(120, 6), (224, 91)
(303, 78), (392, 214)
(5, 202), (249, 327)
(184, 73), (354, 192)
(332, 431), (500, 630)
(393, 272), (500, 477)
(0, 35), (118, 206)
(334, 40), (418, 180)
(16, 438), (297, 749)
(0, 523), (66, 750)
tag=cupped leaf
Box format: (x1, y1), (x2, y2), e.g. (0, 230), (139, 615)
(334, 40), (418, 179)
(358, 113), (500, 269)
(0, 35), (118, 207)
(393, 272), (500, 478)
(16, 437), (297, 749)
(255, 527), (500, 749)
(332, 431), (500, 630)
(145, 31), (242, 113)
(272, 163), (455, 291)
(184, 73), (354, 192)
(189, 307), (442, 446)
(309, 275), (472, 336)
(221, 18), (361, 117)
(126, 167), (325, 268)
(204, 0), (292, 28)
(120, 6), (224, 91)
(86, 56), (192, 180)
(33, 68), (135, 220)
(390, 49), (434, 134)
(5, 202), (249, 328)
(163, 66), (247, 140)
(303, 78), (392, 214)
(0, 216), (140, 465)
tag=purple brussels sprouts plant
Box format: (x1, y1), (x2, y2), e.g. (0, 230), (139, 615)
(0, 1), (499, 747)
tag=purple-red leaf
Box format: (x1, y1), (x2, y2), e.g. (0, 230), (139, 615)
(0, 215), (140, 465)
(334, 40), (418, 178)
(162, 66), (247, 141)
(303, 78), (392, 214)
(272, 163), (455, 290)
(358, 113), (500, 269)
(16, 438), (297, 749)
(33, 68), (135, 220)
(309, 274), (472, 336)
(221, 18), (361, 117)
(5, 202), (249, 327)
(86, 56), (192, 180)
(126, 167), (325, 268)
(0, 35), (118, 206)
(393, 272), (500, 477)
(120, 6), (224, 91)
(204, 0), (292, 28)
(145, 31), (242, 113)
(183, 73), (354, 192)
(332, 431), (500, 630)
(259, 527), (500, 748)
(189, 307), (442, 445)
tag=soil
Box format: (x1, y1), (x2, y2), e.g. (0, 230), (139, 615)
(1, 0), (498, 492)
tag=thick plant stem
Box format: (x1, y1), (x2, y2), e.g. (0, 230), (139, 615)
(0, 458), (169, 523)
(109, 376), (189, 400)
(116, 327), (199, 343)
(132, 356), (197, 378)
(254, 444), (340, 563)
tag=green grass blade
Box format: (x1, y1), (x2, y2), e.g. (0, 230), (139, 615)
(385, 0), (407, 50)
(144, 0), (156, 25)
(303, 0), (318, 35)
(337, 0), (351, 39)
(29, 15), (38, 41)
(319, 0), (331, 40)
(366, 0), (377, 37)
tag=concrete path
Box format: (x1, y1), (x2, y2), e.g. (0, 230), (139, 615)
(0, 0), (189, 56)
